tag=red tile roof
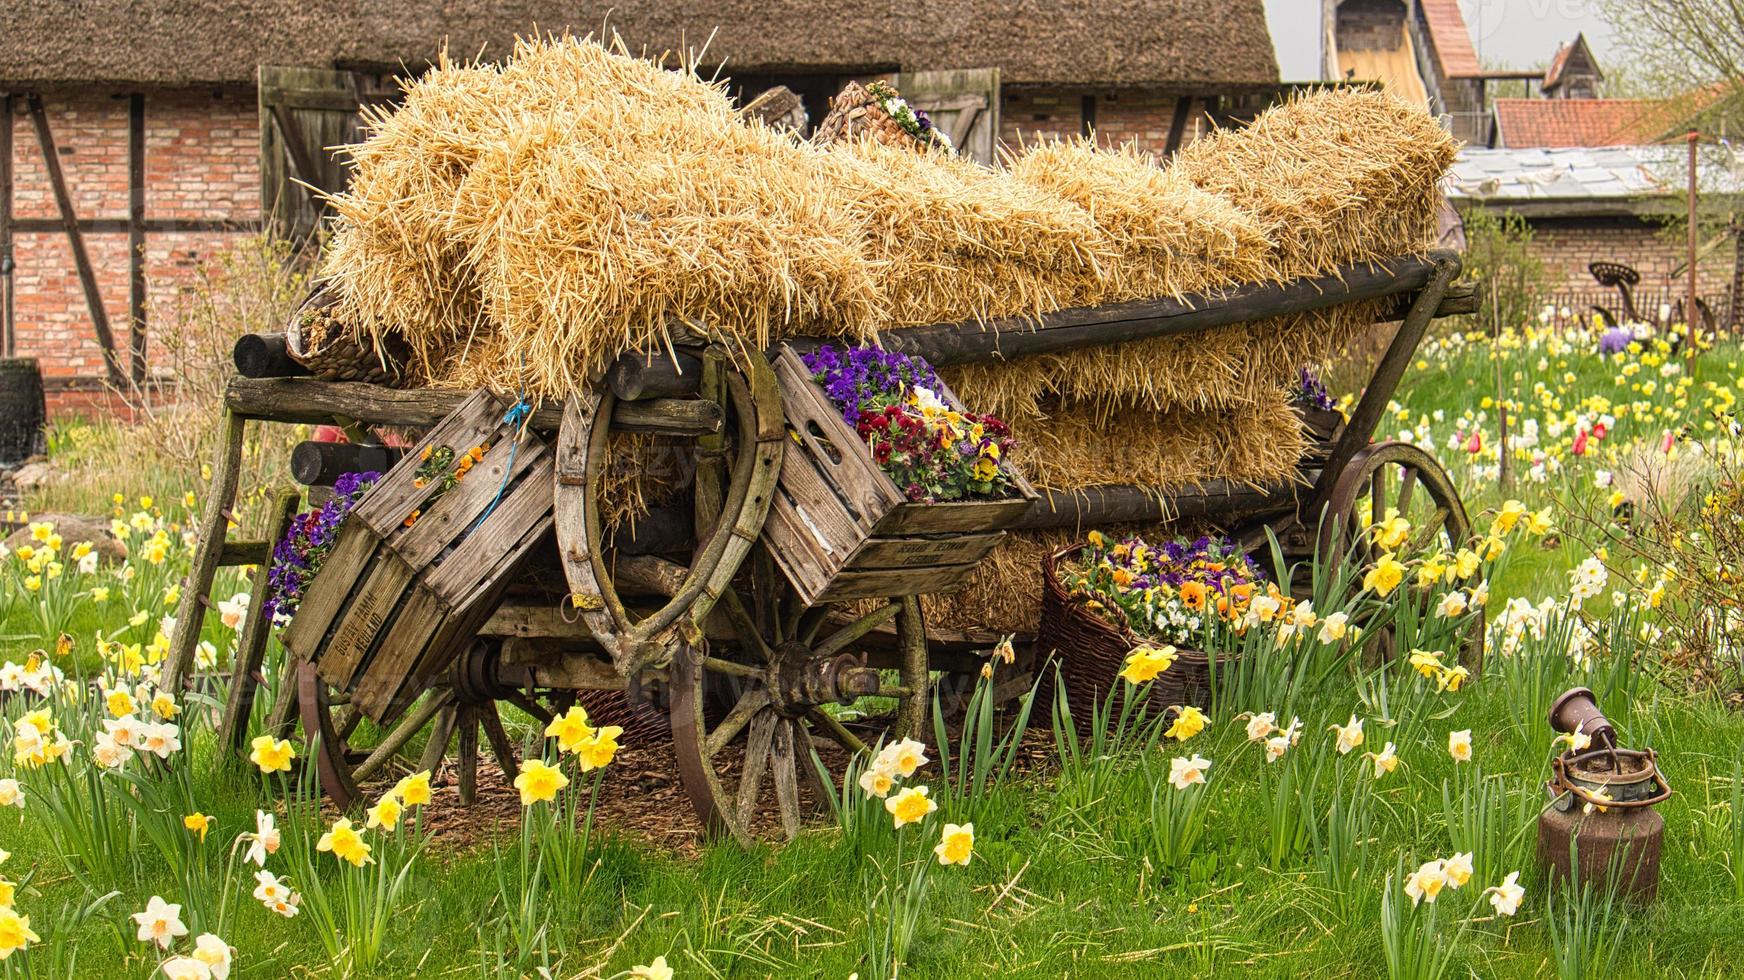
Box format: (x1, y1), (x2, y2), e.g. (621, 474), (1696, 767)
(1418, 0), (1482, 78)
(1491, 99), (1668, 148)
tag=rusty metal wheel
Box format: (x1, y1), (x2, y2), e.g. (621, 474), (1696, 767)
(292, 640), (551, 810)
(1315, 441), (1483, 667)
(669, 552), (930, 844)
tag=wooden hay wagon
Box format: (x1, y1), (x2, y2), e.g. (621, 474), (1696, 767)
(170, 249), (1473, 844)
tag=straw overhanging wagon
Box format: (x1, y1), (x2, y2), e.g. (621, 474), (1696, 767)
(172, 246), (1475, 844)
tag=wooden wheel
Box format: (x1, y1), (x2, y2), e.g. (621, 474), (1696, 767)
(669, 554), (931, 844)
(289, 640), (546, 810)
(1315, 441), (1482, 666)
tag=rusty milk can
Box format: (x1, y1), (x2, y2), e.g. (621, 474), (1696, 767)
(1538, 687), (1671, 902)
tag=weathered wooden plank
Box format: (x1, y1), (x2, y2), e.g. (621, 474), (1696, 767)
(278, 524), (379, 663)
(871, 497), (1035, 535)
(0, 93), (12, 357)
(1011, 481), (1300, 530)
(346, 583), (444, 721)
(351, 389), (500, 534)
(315, 546), (417, 691)
(849, 531), (1006, 571)
(225, 376), (720, 435)
(607, 348), (703, 400)
(813, 562), (978, 603)
(858, 251), (1453, 367)
(127, 93), (146, 386)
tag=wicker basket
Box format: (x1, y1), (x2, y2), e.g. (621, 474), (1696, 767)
(811, 81), (934, 152)
(286, 287), (412, 386)
(1037, 544), (1224, 725)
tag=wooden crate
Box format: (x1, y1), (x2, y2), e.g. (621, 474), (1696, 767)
(765, 345), (1038, 605)
(281, 390), (555, 725)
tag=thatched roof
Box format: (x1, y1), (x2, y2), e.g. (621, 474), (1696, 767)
(0, 1), (1278, 91)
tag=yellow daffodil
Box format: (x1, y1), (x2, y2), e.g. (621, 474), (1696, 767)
(1328, 715), (1364, 755)
(394, 770), (433, 807)
(1491, 499), (1526, 535)
(183, 812), (213, 842)
(885, 784), (936, 828)
(366, 794), (403, 831)
(1363, 554), (1405, 597)
(1373, 514), (1411, 551)
(106, 688), (137, 718)
(1365, 742), (1400, 779)
(1443, 852), (1474, 888)
(628, 956), (674, 980)
(934, 822), (975, 866)
(513, 758), (569, 806)
(544, 705), (596, 754)
(1118, 645), (1178, 685)
(1408, 649), (1444, 679)
(0, 907), (39, 959)
(316, 817), (374, 867)
(249, 735), (296, 774)
(1404, 859), (1448, 905)
(1164, 705), (1209, 742)
(574, 725), (623, 772)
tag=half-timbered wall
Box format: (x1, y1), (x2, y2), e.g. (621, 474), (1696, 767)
(3, 88), (258, 412)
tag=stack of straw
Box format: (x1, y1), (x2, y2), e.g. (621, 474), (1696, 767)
(318, 37), (1457, 628)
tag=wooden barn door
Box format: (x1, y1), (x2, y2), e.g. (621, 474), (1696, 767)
(896, 69), (1000, 166)
(258, 66), (399, 239)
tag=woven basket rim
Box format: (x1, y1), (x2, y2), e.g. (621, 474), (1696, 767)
(1043, 542), (1214, 666)
(285, 285), (340, 363)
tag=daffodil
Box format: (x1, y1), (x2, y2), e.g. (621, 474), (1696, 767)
(192, 933), (233, 980)
(1554, 722), (1592, 754)
(1365, 742), (1399, 779)
(1484, 871), (1525, 916)
(1408, 649), (1444, 679)
(1118, 645), (1178, 684)
(366, 794), (403, 831)
(1373, 514), (1411, 551)
(1164, 705), (1208, 741)
(1318, 612), (1351, 644)
(628, 956), (674, 980)
(1443, 852), (1474, 888)
(316, 817), (374, 867)
(858, 765), (896, 798)
(1404, 859), (1448, 906)
(245, 810), (280, 866)
(183, 812), (213, 842)
(574, 726), (624, 772)
(880, 737), (929, 778)
(1329, 715), (1364, 755)
(1168, 754), (1211, 790)
(133, 895), (190, 949)
(394, 770), (433, 806)
(513, 758), (569, 806)
(1363, 554), (1405, 597)
(934, 822), (975, 866)
(249, 735), (295, 773)
(885, 784), (936, 828)
(0, 780), (23, 810)
(1435, 591), (1468, 618)
(253, 870), (293, 904)
(0, 907), (37, 959)
(544, 705), (596, 753)
(160, 957), (211, 980)
(1448, 729), (1473, 763)
(1244, 711), (1277, 742)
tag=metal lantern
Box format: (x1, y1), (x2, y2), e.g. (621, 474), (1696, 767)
(1538, 688), (1671, 902)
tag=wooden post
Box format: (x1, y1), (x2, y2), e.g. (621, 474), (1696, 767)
(217, 488), (301, 758)
(0, 93), (13, 358)
(164, 410), (247, 692)
(1164, 97), (1194, 156)
(25, 94), (124, 386)
(1688, 130), (1700, 372)
(127, 93), (147, 387)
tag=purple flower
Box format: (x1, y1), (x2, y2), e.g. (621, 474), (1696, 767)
(263, 470), (381, 620)
(1599, 327), (1634, 355)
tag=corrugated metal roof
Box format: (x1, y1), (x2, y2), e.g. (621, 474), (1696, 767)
(1445, 145), (1743, 202)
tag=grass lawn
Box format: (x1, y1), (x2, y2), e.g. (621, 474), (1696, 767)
(0, 326), (1741, 978)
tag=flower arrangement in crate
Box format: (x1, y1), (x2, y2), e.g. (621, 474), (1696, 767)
(801, 344), (1015, 503)
(264, 470), (381, 623)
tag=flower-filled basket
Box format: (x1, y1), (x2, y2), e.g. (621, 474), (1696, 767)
(765, 344), (1038, 605)
(1039, 535), (1270, 719)
(280, 389), (554, 725)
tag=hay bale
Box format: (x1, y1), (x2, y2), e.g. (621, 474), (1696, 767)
(1171, 88), (1456, 279)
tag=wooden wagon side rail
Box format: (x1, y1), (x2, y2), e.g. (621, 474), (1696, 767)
(224, 376), (722, 437)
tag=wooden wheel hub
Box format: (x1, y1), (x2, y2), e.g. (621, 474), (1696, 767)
(768, 642), (880, 716)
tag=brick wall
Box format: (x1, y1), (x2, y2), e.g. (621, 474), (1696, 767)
(5, 88), (258, 413)
(1000, 88), (1209, 156)
(1522, 214), (1735, 322)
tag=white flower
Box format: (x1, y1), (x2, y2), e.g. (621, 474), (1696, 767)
(885, 738), (929, 778)
(0, 779), (22, 809)
(253, 869), (292, 904)
(1245, 712), (1277, 742)
(1404, 860), (1448, 905)
(1318, 612), (1350, 644)
(0, 663), (22, 693)
(103, 714), (144, 748)
(1485, 871), (1526, 916)
(139, 722), (182, 758)
(217, 592), (250, 631)
(1366, 742), (1399, 779)
(92, 734), (132, 769)
(1435, 591), (1469, 618)
(1167, 754), (1211, 790)
(160, 958), (211, 980)
(1289, 601), (1317, 629)
(1329, 715), (1364, 755)
(1448, 729), (1473, 763)
(245, 811), (280, 867)
(133, 895), (189, 949)
(1443, 851), (1474, 888)
(192, 933), (233, 980)
(78, 551), (99, 575)
(195, 641), (219, 671)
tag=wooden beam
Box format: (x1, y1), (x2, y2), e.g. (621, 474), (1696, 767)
(861, 251), (1453, 367)
(1, 93), (14, 358)
(1163, 96), (1194, 156)
(224, 376), (723, 436)
(267, 102), (324, 200)
(26, 94), (124, 386)
(1011, 481), (1300, 530)
(11, 217), (257, 234)
(127, 93), (146, 386)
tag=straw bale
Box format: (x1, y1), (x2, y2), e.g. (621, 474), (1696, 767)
(1008, 138), (1275, 305)
(813, 137), (1115, 328)
(1171, 89), (1456, 279)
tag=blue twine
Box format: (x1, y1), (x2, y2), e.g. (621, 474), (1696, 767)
(472, 372), (532, 531)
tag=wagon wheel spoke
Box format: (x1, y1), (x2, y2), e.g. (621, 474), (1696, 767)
(807, 708), (869, 755)
(813, 602), (901, 659)
(1370, 467), (1388, 526)
(719, 589), (776, 664)
(733, 710), (779, 829)
(479, 702), (519, 776)
(705, 688), (771, 758)
(1396, 465), (1420, 516)
(772, 721), (802, 840)
(457, 705), (479, 805)
(417, 703), (459, 776)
